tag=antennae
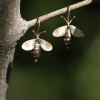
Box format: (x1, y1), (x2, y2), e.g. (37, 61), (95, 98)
(67, 6), (70, 23)
(61, 16), (68, 25)
(38, 31), (46, 37)
(69, 16), (75, 24)
(37, 17), (40, 35)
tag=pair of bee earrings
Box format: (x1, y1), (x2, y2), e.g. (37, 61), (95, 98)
(22, 7), (84, 62)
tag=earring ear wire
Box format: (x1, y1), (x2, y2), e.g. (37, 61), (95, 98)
(61, 16), (68, 25)
(69, 16), (75, 25)
(37, 16), (40, 36)
(32, 16), (40, 38)
(67, 6), (70, 23)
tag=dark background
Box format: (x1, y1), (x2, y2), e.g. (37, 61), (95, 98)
(7, 0), (100, 100)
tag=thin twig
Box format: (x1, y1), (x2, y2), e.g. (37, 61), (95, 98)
(27, 0), (100, 28)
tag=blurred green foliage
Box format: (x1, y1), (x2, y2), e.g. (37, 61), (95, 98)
(7, 0), (100, 100)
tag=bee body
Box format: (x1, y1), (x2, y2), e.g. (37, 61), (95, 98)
(64, 27), (73, 49)
(31, 40), (41, 61)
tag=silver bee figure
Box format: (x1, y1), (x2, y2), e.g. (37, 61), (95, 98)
(53, 6), (84, 49)
(22, 17), (53, 62)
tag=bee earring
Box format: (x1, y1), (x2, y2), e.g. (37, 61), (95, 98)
(21, 17), (53, 62)
(53, 6), (84, 49)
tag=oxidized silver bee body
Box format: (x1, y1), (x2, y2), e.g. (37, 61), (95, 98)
(64, 27), (73, 49)
(31, 40), (41, 60)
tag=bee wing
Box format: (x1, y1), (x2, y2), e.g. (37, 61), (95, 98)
(69, 25), (84, 37)
(21, 39), (36, 51)
(53, 25), (67, 37)
(39, 38), (53, 51)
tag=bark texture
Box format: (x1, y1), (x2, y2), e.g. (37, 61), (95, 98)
(0, 0), (28, 100)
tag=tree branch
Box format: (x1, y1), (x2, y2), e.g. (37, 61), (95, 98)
(26, 0), (100, 29)
(0, 0), (27, 100)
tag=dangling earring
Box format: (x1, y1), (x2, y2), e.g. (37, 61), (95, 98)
(52, 6), (84, 49)
(22, 17), (53, 62)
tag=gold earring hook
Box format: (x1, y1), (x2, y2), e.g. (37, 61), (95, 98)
(61, 6), (75, 26)
(67, 6), (70, 23)
(61, 6), (70, 26)
(37, 16), (46, 36)
(37, 16), (40, 36)
(32, 16), (46, 38)
(32, 16), (40, 38)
